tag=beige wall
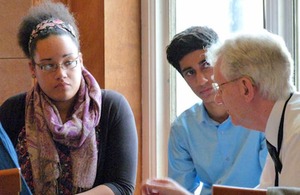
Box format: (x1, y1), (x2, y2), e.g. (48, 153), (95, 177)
(0, 0), (142, 194)
(0, 1), (33, 102)
(104, 1), (142, 193)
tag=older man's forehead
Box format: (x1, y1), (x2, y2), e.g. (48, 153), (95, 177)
(212, 60), (224, 81)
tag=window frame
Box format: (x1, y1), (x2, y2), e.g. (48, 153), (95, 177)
(141, 0), (171, 180)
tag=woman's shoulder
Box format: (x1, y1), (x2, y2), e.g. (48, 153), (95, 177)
(0, 92), (26, 145)
(0, 92), (26, 115)
(101, 89), (126, 101)
(1, 92), (26, 105)
(99, 89), (134, 126)
(101, 89), (131, 110)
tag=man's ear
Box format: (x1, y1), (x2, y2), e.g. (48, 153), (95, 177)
(240, 77), (255, 102)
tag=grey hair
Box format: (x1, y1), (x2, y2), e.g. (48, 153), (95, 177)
(207, 30), (295, 101)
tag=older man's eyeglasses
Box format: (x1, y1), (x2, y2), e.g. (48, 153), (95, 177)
(212, 77), (242, 93)
(35, 56), (79, 72)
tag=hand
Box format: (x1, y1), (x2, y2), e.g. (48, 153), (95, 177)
(141, 178), (192, 195)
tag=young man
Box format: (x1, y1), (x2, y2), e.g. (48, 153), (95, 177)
(165, 26), (267, 195)
(210, 30), (300, 188)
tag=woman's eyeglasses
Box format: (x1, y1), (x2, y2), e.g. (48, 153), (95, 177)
(35, 56), (79, 72)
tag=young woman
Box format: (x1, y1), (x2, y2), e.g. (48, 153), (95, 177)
(0, 1), (137, 194)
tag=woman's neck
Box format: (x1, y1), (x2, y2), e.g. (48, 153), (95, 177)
(53, 97), (76, 123)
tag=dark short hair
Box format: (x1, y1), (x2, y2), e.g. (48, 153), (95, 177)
(166, 26), (218, 74)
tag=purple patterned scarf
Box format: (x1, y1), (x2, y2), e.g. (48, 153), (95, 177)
(25, 67), (101, 194)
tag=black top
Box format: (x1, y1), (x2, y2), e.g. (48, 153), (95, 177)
(0, 89), (138, 195)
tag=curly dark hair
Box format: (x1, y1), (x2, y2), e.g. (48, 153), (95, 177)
(166, 26), (218, 74)
(18, 0), (80, 58)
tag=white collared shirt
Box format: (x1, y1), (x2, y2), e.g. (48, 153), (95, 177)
(259, 92), (300, 188)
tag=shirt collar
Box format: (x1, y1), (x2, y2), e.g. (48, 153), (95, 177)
(265, 98), (287, 147)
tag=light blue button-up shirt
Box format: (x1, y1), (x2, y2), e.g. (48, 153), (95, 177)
(0, 123), (32, 195)
(168, 102), (267, 195)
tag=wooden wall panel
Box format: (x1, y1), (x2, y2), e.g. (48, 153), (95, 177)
(68, 0), (105, 88)
(104, 1), (142, 194)
(0, 59), (32, 103)
(0, 1), (30, 58)
(0, 0), (32, 104)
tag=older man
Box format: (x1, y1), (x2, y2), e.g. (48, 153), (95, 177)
(209, 30), (300, 188)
